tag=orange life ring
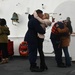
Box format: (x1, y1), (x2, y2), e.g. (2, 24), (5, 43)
(19, 41), (28, 56)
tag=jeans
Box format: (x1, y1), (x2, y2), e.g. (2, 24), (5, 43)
(62, 47), (71, 66)
(51, 39), (62, 66)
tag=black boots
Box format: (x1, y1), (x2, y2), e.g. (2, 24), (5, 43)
(40, 63), (48, 71)
(30, 63), (44, 72)
(30, 66), (44, 72)
(57, 63), (67, 68)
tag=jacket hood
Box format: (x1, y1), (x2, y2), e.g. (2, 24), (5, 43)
(28, 14), (34, 20)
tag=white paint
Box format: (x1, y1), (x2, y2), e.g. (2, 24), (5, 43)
(54, 0), (75, 31)
(0, 0), (75, 60)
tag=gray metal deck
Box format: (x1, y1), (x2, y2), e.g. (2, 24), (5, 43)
(0, 56), (75, 75)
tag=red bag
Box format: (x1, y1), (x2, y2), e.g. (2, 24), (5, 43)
(7, 40), (14, 56)
(0, 39), (14, 58)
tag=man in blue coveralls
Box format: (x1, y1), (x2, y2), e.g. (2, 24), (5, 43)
(24, 9), (45, 72)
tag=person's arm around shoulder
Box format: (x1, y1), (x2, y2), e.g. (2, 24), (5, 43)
(34, 11), (52, 26)
(33, 11), (45, 24)
(44, 19), (52, 27)
(57, 25), (69, 33)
